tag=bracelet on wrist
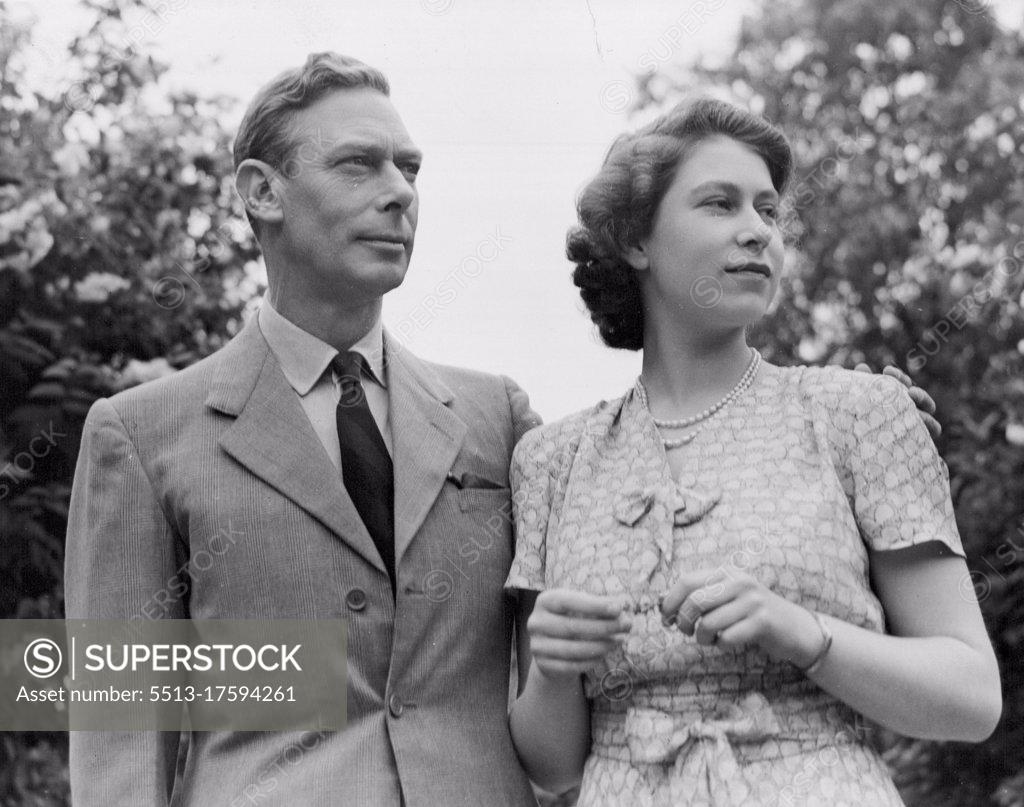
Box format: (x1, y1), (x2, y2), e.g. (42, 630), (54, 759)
(799, 612), (833, 675)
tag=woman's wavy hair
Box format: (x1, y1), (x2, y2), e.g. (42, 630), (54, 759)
(232, 52), (390, 234)
(567, 98), (792, 350)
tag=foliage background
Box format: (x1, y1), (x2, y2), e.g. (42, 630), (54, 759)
(0, 0), (261, 800)
(1, 0), (1021, 804)
(625, 1), (1024, 805)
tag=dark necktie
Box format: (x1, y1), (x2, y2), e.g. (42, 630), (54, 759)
(332, 352), (395, 591)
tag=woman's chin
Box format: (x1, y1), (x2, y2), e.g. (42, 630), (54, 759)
(698, 300), (771, 332)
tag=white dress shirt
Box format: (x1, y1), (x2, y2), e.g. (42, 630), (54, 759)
(258, 300), (393, 469)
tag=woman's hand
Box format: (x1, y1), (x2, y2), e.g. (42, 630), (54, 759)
(511, 589), (627, 793)
(527, 588), (632, 681)
(659, 569), (824, 668)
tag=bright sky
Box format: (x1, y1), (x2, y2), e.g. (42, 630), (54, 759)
(16, 0), (1024, 419)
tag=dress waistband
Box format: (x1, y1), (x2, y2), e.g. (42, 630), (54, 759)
(591, 688), (867, 766)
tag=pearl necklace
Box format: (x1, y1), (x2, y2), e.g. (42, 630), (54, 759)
(635, 349), (761, 449)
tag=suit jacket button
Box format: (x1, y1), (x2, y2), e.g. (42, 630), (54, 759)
(388, 694), (404, 718)
(345, 588), (367, 612)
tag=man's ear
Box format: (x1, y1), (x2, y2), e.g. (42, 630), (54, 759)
(622, 240), (650, 272)
(235, 159), (284, 226)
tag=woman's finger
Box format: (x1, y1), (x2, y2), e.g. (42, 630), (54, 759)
(660, 568), (728, 617)
(531, 636), (624, 662)
(673, 579), (741, 635)
(529, 611), (632, 640)
(537, 588), (628, 619)
(714, 617), (761, 650)
(693, 599), (751, 645)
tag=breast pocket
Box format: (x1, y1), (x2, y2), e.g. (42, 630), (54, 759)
(448, 486), (514, 591)
(458, 486), (511, 514)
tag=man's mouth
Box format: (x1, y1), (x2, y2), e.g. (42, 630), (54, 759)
(360, 235), (407, 246)
(724, 262), (772, 278)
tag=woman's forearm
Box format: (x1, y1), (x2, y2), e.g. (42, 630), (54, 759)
(510, 661), (592, 795)
(666, 550), (1001, 742)
(807, 617), (1001, 741)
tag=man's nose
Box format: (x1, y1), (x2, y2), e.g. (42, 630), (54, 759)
(378, 162), (416, 212)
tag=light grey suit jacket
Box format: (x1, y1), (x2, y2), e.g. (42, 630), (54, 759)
(64, 313), (540, 806)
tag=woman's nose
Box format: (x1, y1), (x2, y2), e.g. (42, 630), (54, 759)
(735, 212), (772, 251)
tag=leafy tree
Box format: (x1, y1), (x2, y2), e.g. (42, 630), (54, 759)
(0, 0), (263, 801)
(633, 1), (1024, 804)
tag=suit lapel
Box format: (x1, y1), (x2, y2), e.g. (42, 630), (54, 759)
(386, 338), (467, 566)
(207, 317), (386, 575)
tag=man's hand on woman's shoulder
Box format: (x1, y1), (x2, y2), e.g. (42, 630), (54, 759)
(854, 363), (940, 439)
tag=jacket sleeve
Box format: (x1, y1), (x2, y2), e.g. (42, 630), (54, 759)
(502, 374), (543, 447)
(64, 397), (183, 806)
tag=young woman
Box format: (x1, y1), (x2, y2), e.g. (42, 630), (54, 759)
(505, 99), (1001, 806)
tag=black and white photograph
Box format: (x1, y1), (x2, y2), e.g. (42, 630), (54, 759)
(0, 1), (1021, 804)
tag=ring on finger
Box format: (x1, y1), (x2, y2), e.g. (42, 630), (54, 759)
(694, 616), (720, 645)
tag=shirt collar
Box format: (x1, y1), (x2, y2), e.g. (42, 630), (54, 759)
(258, 299), (387, 396)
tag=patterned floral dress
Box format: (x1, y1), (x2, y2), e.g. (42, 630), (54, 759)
(505, 362), (964, 807)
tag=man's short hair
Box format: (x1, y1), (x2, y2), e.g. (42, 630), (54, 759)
(233, 52), (390, 171)
(233, 52), (390, 233)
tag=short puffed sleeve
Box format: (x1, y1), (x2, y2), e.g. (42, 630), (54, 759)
(503, 427), (555, 593)
(504, 411), (590, 594)
(824, 371), (965, 557)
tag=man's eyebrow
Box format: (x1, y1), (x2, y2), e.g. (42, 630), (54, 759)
(324, 139), (382, 156)
(323, 140), (423, 163)
(394, 147), (423, 164)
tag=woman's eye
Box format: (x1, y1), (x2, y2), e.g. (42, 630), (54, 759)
(759, 206), (778, 220)
(705, 198), (731, 210)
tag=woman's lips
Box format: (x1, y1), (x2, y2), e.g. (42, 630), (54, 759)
(724, 262), (772, 278)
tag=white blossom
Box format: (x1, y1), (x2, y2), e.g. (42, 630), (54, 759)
(0, 196), (56, 273)
(23, 223), (54, 269)
(1006, 423), (1024, 447)
(73, 271), (131, 302)
(119, 357), (175, 388)
(52, 142), (90, 176)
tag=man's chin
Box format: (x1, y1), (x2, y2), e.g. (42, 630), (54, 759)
(344, 262), (410, 299)
(376, 262), (409, 293)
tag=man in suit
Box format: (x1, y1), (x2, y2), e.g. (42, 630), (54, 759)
(65, 52), (540, 806)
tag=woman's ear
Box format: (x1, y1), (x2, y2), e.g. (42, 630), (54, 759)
(234, 160), (284, 225)
(622, 241), (650, 272)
